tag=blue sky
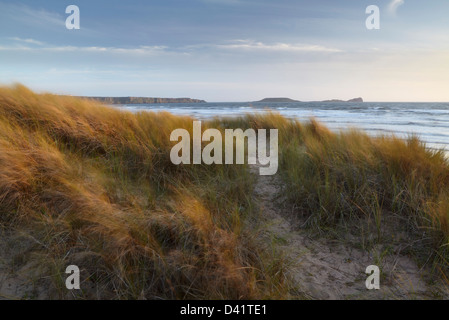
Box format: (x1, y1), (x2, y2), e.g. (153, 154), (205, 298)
(1, 0), (449, 101)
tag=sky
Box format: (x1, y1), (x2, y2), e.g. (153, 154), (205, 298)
(1, 0), (449, 102)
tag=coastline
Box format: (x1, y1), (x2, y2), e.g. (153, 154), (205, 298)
(113, 101), (449, 153)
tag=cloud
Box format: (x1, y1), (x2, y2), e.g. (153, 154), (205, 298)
(214, 40), (343, 53)
(0, 45), (167, 54)
(0, 3), (64, 27)
(388, 0), (405, 15)
(0, 40), (341, 56)
(9, 37), (45, 46)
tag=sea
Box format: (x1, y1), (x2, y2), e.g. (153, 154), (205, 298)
(113, 101), (449, 152)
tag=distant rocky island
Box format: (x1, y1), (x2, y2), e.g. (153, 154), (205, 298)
(320, 97), (364, 103)
(77, 96), (207, 104)
(256, 97), (300, 103)
(256, 97), (363, 103)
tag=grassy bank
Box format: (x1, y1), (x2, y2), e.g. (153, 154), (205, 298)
(215, 113), (449, 277)
(0, 85), (288, 299)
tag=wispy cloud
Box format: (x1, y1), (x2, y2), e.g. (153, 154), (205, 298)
(214, 40), (343, 53)
(0, 45), (167, 54)
(388, 0), (405, 15)
(9, 37), (45, 46)
(0, 3), (64, 27)
(0, 41), (341, 55)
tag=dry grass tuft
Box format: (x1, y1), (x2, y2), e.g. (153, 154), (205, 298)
(0, 85), (287, 299)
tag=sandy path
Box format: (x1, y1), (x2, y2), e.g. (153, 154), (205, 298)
(0, 237), (30, 300)
(0, 232), (50, 300)
(251, 165), (448, 300)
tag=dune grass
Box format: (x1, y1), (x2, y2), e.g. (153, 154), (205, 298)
(216, 112), (449, 276)
(0, 85), (290, 299)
